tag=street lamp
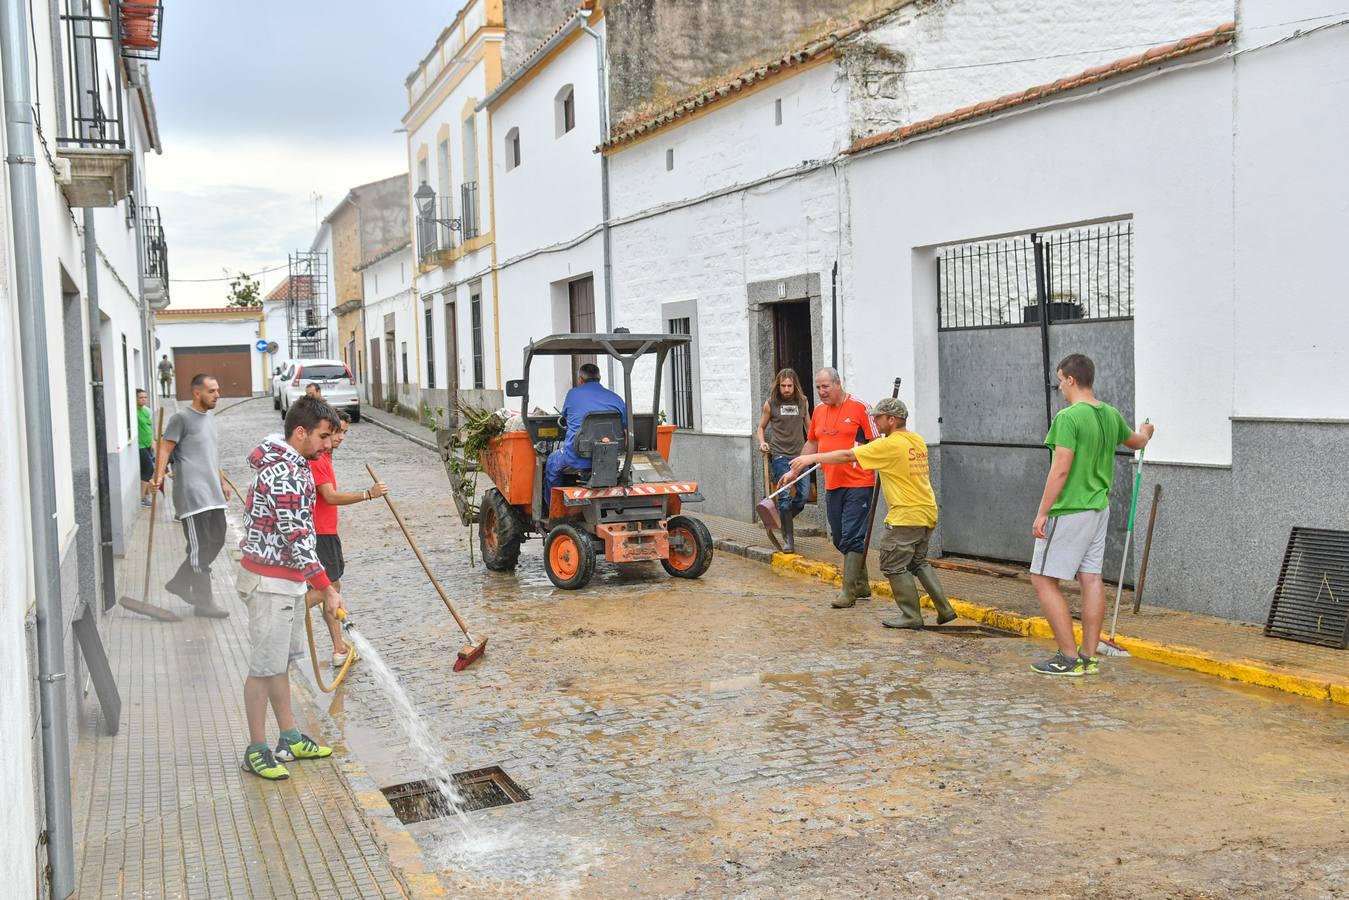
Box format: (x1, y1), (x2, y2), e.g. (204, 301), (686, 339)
(414, 181), (461, 232)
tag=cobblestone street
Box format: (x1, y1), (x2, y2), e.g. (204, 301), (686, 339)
(216, 400), (1348, 898)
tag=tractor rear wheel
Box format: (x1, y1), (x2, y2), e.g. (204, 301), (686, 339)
(479, 488), (523, 571)
(544, 522), (597, 590)
(662, 515), (713, 579)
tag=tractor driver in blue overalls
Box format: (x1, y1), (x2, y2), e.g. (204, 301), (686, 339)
(545, 362), (628, 496)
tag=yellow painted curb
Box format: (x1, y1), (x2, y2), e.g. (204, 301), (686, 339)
(769, 551), (1347, 705)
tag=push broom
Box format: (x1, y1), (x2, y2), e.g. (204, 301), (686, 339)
(1098, 424), (1149, 658)
(756, 464), (819, 532)
(366, 464), (487, 671)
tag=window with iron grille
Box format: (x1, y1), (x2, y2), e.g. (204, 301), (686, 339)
(470, 290), (485, 389)
(937, 221), (1134, 330)
(424, 307), (436, 390)
(667, 317), (694, 429)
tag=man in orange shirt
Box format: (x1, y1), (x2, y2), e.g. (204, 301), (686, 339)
(795, 367), (877, 608)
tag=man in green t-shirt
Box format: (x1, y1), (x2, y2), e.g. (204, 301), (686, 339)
(1030, 354), (1153, 677)
(136, 389), (155, 508)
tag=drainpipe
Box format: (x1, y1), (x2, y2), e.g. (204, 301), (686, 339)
(1, 0), (77, 896)
(578, 14), (615, 384)
(83, 211), (118, 614)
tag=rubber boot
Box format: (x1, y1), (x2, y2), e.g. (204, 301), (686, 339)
(832, 553), (862, 608)
(915, 564), (957, 624)
(191, 571), (230, 619)
(882, 573), (925, 629)
(854, 555), (872, 600)
(780, 510), (796, 554)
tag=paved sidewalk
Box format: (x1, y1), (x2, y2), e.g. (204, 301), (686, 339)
(72, 483), (409, 898)
(702, 511), (1348, 703)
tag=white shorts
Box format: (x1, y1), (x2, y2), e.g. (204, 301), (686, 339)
(236, 567), (307, 678)
(1031, 508), (1109, 581)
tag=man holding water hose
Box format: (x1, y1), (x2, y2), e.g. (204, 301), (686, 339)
(236, 396), (345, 780)
(1030, 354), (1153, 677)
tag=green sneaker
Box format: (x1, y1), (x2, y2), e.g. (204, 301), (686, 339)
(242, 745), (290, 780)
(1078, 652), (1101, 675)
(1030, 652), (1084, 677)
(275, 732), (332, 762)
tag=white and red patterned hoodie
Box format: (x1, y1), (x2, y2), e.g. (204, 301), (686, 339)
(239, 434), (330, 590)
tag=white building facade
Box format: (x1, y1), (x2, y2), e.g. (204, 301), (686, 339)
(404, 0), (504, 422)
(357, 241), (421, 415)
(596, 0), (1342, 622)
(483, 7), (608, 411)
(0, 0), (170, 892)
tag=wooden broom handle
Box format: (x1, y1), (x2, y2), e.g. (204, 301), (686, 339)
(365, 463), (473, 639)
(140, 406), (165, 602)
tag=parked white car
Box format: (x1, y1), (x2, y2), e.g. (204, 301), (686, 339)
(278, 358), (361, 423)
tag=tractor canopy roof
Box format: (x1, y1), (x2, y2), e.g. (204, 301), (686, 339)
(524, 332), (690, 358)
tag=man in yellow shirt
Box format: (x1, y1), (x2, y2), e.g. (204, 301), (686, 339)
(788, 397), (957, 629)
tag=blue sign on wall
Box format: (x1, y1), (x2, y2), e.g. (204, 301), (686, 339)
(255, 339), (269, 352)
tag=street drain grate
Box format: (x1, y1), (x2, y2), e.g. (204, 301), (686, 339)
(381, 767), (530, 824)
(925, 624), (1025, 638)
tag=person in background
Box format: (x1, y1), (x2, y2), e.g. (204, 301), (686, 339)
(795, 368), (877, 609)
(158, 354), (174, 399)
(236, 396), (344, 780)
(154, 374), (231, 618)
(792, 397), (958, 629)
(306, 410), (387, 668)
(305, 382), (321, 399)
(1029, 353), (1153, 677)
(757, 368), (809, 552)
(136, 389), (155, 508)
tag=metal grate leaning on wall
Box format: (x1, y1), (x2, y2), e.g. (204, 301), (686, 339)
(938, 221), (1134, 330)
(1265, 527), (1349, 649)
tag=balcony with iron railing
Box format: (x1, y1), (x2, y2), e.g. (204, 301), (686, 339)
(118, 0), (163, 61)
(416, 194), (459, 265)
(140, 205), (169, 309)
(58, 1), (130, 206)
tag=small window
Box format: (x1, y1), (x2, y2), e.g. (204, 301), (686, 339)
(774, 98), (783, 126)
(555, 84), (575, 137)
(505, 127), (521, 171)
(665, 148), (674, 171)
(401, 341), (409, 384)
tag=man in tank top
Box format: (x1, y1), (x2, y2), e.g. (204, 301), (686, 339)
(757, 368), (809, 551)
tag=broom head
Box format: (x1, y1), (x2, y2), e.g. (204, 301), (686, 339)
(755, 496), (781, 531)
(119, 596), (182, 622)
(453, 637), (487, 671)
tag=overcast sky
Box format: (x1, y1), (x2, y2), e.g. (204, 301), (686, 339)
(147, 1), (452, 307)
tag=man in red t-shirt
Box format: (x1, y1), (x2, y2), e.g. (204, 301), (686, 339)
(307, 412), (387, 666)
(798, 367), (876, 608)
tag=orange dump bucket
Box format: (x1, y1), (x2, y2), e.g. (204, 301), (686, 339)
(480, 431), (535, 506)
(657, 424), (675, 460)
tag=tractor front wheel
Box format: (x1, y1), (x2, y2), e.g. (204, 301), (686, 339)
(661, 515), (713, 579)
(544, 522), (597, 590)
(479, 488), (523, 571)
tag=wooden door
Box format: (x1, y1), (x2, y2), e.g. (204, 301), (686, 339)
(369, 337), (382, 407)
(172, 346), (252, 399)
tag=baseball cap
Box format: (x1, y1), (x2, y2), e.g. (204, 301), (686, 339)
(868, 397), (908, 418)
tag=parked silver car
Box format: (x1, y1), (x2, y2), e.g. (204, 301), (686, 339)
(279, 358), (361, 422)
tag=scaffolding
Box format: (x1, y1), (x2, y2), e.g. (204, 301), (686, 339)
(286, 251), (329, 359)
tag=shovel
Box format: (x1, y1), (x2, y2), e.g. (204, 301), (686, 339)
(756, 464), (819, 531)
(119, 406), (181, 622)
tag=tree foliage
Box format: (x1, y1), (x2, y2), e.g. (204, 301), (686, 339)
(225, 272), (262, 308)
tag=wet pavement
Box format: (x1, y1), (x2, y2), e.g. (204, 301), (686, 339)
(216, 399), (1349, 898)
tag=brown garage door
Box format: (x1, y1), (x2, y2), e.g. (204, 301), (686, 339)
(173, 345), (253, 399)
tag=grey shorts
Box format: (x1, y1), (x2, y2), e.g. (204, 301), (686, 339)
(236, 568), (307, 678)
(1031, 508), (1109, 581)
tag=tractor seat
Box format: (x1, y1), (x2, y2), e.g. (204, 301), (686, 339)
(570, 411), (625, 487)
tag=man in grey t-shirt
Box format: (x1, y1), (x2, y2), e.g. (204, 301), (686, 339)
(154, 374), (233, 618)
